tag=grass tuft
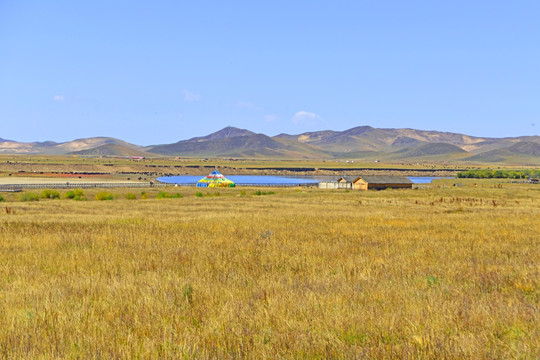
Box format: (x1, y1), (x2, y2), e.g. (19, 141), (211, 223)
(40, 189), (60, 199)
(64, 189), (86, 201)
(20, 192), (39, 202)
(253, 190), (275, 196)
(95, 191), (115, 201)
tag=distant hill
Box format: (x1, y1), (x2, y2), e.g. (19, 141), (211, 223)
(148, 128), (328, 159)
(148, 131), (275, 156)
(277, 126), (492, 154)
(68, 143), (151, 157)
(0, 137), (147, 156)
(391, 136), (426, 148)
(506, 142), (540, 156)
(465, 142), (540, 163)
(393, 143), (469, 159)
(190, 126), (257, 142)
(275, 130), (340, 143)
(146, 126), (539, 163)
(1, 126), (539, 164)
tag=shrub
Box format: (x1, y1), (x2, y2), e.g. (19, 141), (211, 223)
(156, 191), (182, 199)
(195, 192), (204, 197)
(65, 189), (86, 201)
(0, 194), (5, 202)
(427, 275), (440, 286)
(40, 190), (60, 199)
(141, 191), (148, 199)
(95, 191), (115, 201)
(183, 284), (194, 305)
(156, 191), (171, 199)
(253, 190), (275, 196)
(456, 169), (540, 179)
(20, 192), (39, 202)
(125, 193), (137, 200)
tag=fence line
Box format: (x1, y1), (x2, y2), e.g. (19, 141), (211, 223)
(236, 183), (315, 187)
(0, 182), (434, 191)
(0, 182), (316, 191)
(0, 182), (167, 191)
(170, 183), (315, 187)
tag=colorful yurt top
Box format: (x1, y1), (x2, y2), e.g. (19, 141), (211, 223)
(196, 170), (236, 188)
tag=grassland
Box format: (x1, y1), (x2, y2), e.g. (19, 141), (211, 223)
(0, 180), (538, 358)
(0, 154), (493, 172)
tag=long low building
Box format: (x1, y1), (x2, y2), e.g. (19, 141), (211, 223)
(352, 176), (413, 190)
(319, 175), (413, 191)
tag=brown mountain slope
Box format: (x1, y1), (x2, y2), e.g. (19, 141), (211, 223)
(1, 126), (539, 164)
(68, 143), (152, 157)
(283, 126), (489, 153)
(0, 137), (145, 155)
(465, 142), (540, 163)
(390, 143), (469, 160)
(505, 141), (540, 156)
(148, 129), (329, 159)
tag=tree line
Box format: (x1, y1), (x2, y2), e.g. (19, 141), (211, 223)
(456, 169), (540, 179)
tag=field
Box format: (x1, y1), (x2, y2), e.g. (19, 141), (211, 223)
(0, 180), (538, 358)
(0, 154), (483, 176)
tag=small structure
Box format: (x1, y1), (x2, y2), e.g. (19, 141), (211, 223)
(336, 176), (356, 189)
(352, 176), (413, 191)
(318, 180), (338, 189)
(319, 176), (355, 189)
(196, 170), (235, 188)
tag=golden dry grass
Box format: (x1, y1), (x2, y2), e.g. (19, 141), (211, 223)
(0, 182), (538, 359)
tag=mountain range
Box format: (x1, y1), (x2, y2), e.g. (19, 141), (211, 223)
(1, 126), (539, 164)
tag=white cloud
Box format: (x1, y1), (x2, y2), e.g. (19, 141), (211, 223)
(292, 111), (322, 125)
(236, 101), (262, 111)
(182, 90), (201, 102)
(264, 114), (279, 123)
(53, 95), (65, 101)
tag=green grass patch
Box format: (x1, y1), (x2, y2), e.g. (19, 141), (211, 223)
(156, 191), (170, 199)
(95, 191), (115, 201)
(64, 189), (86, 201)
(156, 191), (184, 199)
(40, 190), (60, 199)
(253, 190), (275, 196)
(20, 192), (39, 202)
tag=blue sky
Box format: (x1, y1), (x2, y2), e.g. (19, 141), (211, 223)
(1, 1), (539, 145)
